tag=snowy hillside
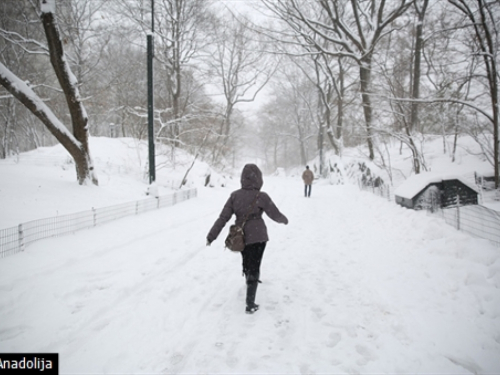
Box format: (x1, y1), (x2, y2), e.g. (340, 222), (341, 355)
(1, 136), (499, 374)
(0, 137), (229, 229)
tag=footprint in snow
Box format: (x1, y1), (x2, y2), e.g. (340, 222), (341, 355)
(326, 332), (341, 348)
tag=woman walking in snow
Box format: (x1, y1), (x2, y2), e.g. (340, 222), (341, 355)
(206, 164), (289, 314)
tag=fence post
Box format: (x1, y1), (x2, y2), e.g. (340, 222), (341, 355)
(18, 223), (25, 252)
(92, 207), (97, 227)
(456, 194), (460, 231)
(479, 176), (484, 204)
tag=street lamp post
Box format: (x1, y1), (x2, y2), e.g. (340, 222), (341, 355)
(147, 0), (155, 184)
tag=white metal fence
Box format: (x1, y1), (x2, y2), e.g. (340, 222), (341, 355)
(0, 188), (197, 259)
(359, 182), (500, 247)
(436, 204), (500, 246)
(359, 182), (393, 202)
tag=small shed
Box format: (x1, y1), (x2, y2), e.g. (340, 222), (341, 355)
(395, 172), (478, 210)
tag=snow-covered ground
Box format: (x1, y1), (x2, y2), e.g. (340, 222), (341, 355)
(1, 136), (499, 374)
(0, 137), (229, 229)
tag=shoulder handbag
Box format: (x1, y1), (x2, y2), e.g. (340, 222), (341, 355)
(225, 193), (260, 252)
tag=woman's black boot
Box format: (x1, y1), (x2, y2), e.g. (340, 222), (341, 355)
(245, 274), (259, 314)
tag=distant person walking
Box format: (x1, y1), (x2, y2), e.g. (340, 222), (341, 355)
(206, 164), (288, 314)
(302, 165), (314, 197)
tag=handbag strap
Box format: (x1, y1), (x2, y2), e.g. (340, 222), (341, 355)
(241, 192), (260, 227)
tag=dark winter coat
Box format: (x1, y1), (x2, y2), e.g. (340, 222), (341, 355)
(207, 164), (288, 245)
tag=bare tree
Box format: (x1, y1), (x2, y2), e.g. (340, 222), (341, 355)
(257, 63), (319, 168)
(378, 0), (428, 174)
(102, 35), (149, 140)
(57, 0), (114, 137)
(261, 0), (414, 160)
(205, 14), (275, 164)
(293, 51), (356, 161)
(448, 0), (499, 188)
(113, 0), (210, 149)
(316, 54), (352, 157)
(0, 0), (97, 185)
(0, 0), (52, 155)
(155, 0), (209, 147)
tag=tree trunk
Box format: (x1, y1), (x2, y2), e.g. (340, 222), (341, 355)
(336, 56), (345, 142)
(359, 56), (375, 160)
(40, 10), (97, 185)
(297, 123), (307, 165)
(0, 63), (96, 185)
(321, 88), (339, 155)
(410, 0), (429, 133)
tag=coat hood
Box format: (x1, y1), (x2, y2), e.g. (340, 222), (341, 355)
(240, 164), (263, 190)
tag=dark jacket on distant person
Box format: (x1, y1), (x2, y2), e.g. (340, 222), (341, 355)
(302, 167), (314, 185)
(207, 164), (288, 245)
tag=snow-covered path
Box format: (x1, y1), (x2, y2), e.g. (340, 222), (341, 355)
(1, 178), (499, 374)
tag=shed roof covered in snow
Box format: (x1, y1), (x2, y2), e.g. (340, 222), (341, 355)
(394, 172), (478, 199)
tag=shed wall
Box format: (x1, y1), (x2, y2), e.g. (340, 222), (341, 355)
(441, 179), (478, 207)
(395, 179), (478, 210)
